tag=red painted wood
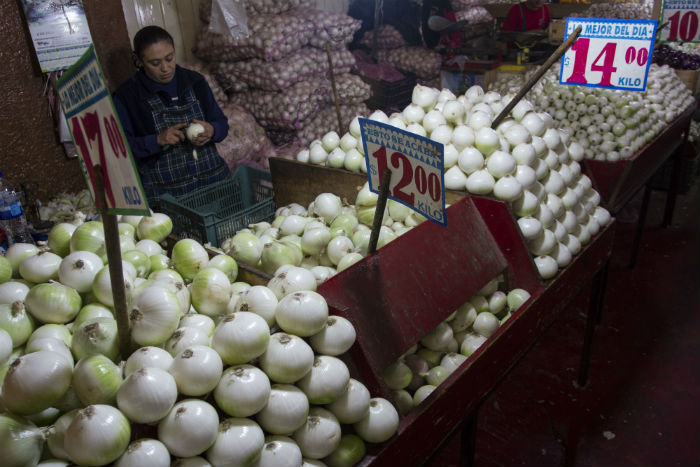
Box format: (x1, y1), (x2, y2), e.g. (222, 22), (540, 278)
(318, 196), (508, 383)
(472, 197), (542, 293)
(584, 104), (694, 214)
(358, 222), (615, 467)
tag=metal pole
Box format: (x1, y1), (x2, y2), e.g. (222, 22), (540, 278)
(368, 168), (392, 254)
(491, 26), (583, 129)
(326, 44), (344, 134)
(93, 164), (132, 359)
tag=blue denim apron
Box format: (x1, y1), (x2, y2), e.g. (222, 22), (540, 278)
(141, 89), (229, 210)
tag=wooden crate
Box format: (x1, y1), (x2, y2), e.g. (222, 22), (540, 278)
(674, 69), (700, 94)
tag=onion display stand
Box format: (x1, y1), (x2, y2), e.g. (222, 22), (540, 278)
(268, 156), (614, 466)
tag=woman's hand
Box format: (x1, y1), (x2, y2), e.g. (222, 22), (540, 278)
(189, 119), (215, 147)
(157, 123), (187, 147)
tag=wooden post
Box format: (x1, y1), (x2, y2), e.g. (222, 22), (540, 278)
(326, 43), (344, 134)
(368, 168), (392, 254)
(491, 26), (583, 129)
(93, 164), (132, 359)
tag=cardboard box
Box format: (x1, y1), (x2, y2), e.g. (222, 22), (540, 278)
(548, 19), (566, 42)
(674, 68), (699, 94)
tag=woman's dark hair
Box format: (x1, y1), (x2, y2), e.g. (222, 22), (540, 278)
(132, 25), (174, 61)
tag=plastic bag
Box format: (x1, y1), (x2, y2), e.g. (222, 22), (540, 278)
(208, 0), (249, 41)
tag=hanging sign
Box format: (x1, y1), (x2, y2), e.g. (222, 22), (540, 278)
(21, 0), (93, 72)
(660, 0), (700, 42)
(559, 17), (657, 92)
(56, 44), (149, 215)
(359, 119), (446, 226)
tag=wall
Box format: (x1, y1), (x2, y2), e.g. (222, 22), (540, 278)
(0, 0), (132, 206)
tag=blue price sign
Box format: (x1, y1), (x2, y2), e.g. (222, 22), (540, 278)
(559, 18), (657, 92)
(359, 118), (446, 226)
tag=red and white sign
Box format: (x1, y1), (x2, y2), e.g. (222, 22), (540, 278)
(560, 18), (657, 92)
(56, 45), (149, 215)
(660, 0), (700, 42)
(359, 118), (446, 226)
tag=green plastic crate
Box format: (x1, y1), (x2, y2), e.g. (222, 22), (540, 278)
(159, 166), (275, 248)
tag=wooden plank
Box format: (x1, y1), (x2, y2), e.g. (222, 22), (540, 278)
(359, 222), (615, 466)
(120, 0), (141, 44)
(175, 0), (203, 64)
(159, 0), (187, 63)
(318, 196), (509, 381)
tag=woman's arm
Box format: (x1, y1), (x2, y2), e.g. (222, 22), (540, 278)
(113, 94), (162, 158)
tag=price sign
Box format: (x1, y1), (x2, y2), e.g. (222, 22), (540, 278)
(56, 45), (149, 215)
(559, 18), (657, 92)
(660, 0), (700, 42)
(359, 118), (446, 226)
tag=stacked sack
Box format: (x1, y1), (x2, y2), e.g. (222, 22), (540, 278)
(194, 0), (371, 149)
(184, 60), (277, 171)
(359, 24), (443, 87)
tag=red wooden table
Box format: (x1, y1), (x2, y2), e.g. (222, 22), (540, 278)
(269, 157), (614, 466)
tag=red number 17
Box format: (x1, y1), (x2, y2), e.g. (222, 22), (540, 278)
(71, 111), (115, 208)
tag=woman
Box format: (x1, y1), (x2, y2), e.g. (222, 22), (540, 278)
(113, 25), (229, 210)
(502, 0), (551, 32)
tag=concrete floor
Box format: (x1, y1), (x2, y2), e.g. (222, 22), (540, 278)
(473, 178), (700, 466)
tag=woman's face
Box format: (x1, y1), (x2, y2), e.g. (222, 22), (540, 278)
(138, 40), (176, 84)
(525, 0), (545, 10)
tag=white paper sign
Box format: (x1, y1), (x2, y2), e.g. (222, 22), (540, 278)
(661, 0), (700, 42)
(359, 119), (446, 226)
(56, 45), (149, 215)
(560, 18), (657, 92)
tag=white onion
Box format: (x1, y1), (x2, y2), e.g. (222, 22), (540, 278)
(117, 367), (178, 424)
(71, 317), (119, 362)
(72, 354), (122, 406)
(93, 263), (135, 308)
(297, 355), (350, 404)
(19, 251), (61, 283)
(234, 285), (278, 327)
(205, 418), (265, 467)
(215, 364), (271, 418)
(212, 311), (270, 365)
(0, 281), (30, 305)
(171, 239), (209, 281)
(70, 221), (107, 262)
(57, 251), (103, 293)
(64, 404), (131, 466)
(48, 223), (77, 257)
(260, 332), (314, 384)
(353, 398), (399, 443)
(327, 378), (371, 425)
(170, 345), (223, 396)
(0, 300), (35, 347)
(309, 315), (356, 356)
(165, 326), (210, 356)
(137, 213), (173, 243)
(190, 268), (232, 317)
(129, 284), (180, 347)
(123, 345), (174, 376)
(158, 399), (219, 458)
(114, 438), (171, 467)
(268, 267), (317, 300)
(293, 407), (342, 459)
(25, 282), (81, 324)
(2, 350), (72, 415)
(256, 384), (310, 435)
(275, 291), (328, 337)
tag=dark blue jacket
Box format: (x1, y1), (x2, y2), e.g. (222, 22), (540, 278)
(113, 65), (228, 165)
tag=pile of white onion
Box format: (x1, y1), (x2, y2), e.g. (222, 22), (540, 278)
(297, 82), (613, 279)
(490, 63), (696, 162)
(221, 185), (427, 279)
(0, 212), (401, 466)
(381, 277), (532, 413)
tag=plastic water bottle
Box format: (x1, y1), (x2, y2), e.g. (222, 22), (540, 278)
(0, 172), (34, 245)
